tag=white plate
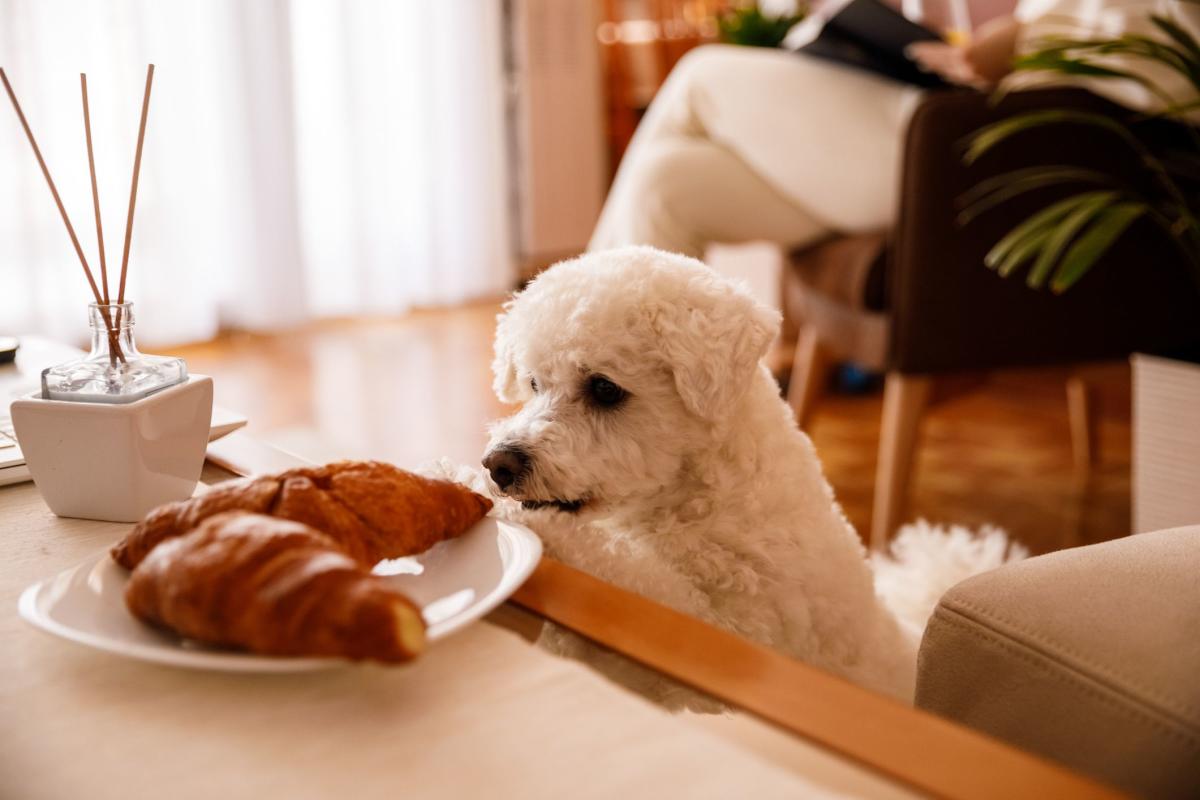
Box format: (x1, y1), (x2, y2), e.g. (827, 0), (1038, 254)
(18, 517), (542, 672)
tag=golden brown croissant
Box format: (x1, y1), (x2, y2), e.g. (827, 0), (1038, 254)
(112, 460), (492, 569)
(125, 511), (425, 661)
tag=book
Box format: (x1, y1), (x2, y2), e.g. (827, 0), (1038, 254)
(783, 0), (949, 88)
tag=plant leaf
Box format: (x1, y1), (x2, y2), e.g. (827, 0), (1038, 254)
(984, 192), (1116, 270)
(958, 166), (1115, 224)
(1014, 53), (1143, 80)
(964, 111), (1136, 164)
(1139, 21), (1200, 90)
(1026, 193), (1117, 288)
(1107, 35), (1200, 91)
(1159, 146), (1200, 180)
(1051, 202), (1148, 292)
(1151, 15), (1200, 64)
(1016, 29), (1200, 102)
(996, 227), (1055, 278)
(1157, 97), (1200, 118)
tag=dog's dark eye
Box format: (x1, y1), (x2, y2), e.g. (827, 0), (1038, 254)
(586, 375), (627, 408)
(530, 377), (539, 393)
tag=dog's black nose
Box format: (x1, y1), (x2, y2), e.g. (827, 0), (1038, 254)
(483, 446), (529, 491)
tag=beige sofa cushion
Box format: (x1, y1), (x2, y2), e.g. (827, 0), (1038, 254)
(915, 526), (1200, 799)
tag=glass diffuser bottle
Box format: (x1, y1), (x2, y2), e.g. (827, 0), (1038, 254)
(41, 303), (187, 403)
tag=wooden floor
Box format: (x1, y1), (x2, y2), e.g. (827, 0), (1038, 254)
(175, 304), (1132, 556)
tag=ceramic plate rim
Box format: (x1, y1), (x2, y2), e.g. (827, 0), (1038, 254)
(17, 517), (542, 673)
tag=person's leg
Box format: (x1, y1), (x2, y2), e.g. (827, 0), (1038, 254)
(589, 137), (828, 257)
(590, 44), (923, 254)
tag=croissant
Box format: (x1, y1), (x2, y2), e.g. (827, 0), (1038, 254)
(112, 460), (492, 569)
(125, 511), (425, 661)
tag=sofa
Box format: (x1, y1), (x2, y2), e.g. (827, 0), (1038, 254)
(915, 525), (1200, 798)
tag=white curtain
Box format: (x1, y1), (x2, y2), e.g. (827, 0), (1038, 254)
(0, 0), (513, 346)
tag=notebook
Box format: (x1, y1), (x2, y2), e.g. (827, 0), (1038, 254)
(783, 0), (948, 88)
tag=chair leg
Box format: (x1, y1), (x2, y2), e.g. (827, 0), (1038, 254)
(871, 372), (932, 550)
(1066, 375), (1098, 486)
(786, 326), (832, 430)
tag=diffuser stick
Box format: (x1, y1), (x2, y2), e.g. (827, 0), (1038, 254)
(81, 74), (109, 303)
(1, 68), (125, 363)
(117, 64), (153, 305)
(1, 67), (106, 306)
(81, 73), (126, 365)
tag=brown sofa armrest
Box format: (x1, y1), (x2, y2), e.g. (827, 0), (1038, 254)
(889, 89), (1200, 373)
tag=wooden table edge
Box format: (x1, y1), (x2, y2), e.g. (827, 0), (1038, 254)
(511, 558), (1126, 800)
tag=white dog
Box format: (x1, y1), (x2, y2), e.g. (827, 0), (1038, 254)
(445, 246), (1021, 711)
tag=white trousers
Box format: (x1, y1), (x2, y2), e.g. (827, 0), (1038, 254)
(589, 45), (924, 258)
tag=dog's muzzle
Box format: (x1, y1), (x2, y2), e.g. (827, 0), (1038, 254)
(482, 444), (590, 513)
(482, 445), (529, 492)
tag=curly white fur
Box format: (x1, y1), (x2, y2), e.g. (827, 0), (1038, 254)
(871, 520), (1028, 637)
(448, 246), (1022, 711)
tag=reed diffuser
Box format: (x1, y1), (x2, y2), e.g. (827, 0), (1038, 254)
(2, 64), (186, 402)
(4, 65), (213, 521)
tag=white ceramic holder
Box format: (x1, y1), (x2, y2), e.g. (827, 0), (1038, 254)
(11, 375), (213, 522)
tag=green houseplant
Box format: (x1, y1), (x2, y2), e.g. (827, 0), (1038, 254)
(718, 3), (806, 48)
(961, 12), (1200, 295)
(959, 10), (1200, 547)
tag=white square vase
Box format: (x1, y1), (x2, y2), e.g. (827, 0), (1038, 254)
(11, 375), (213, 522)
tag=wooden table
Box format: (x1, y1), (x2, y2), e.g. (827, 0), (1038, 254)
(1, 464), (922, 799)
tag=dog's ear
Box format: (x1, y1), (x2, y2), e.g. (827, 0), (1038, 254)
(491, 302), (533, 404)
(654, 281), (780, 422)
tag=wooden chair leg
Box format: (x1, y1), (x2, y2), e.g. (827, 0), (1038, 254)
(1066, 375), (1098, 486)
(786, 327), (832, 430)
(871, 372), (932, 550)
